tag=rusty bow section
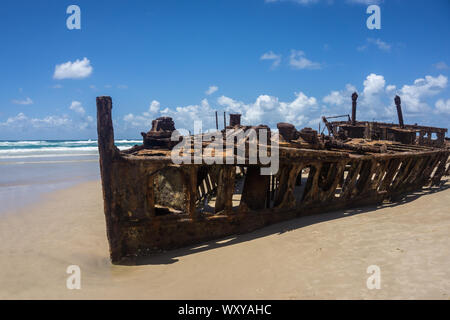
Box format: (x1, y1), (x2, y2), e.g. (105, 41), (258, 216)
(97, 96), (449, 265)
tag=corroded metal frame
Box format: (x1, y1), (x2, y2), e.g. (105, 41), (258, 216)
(97, 96), (449, 264)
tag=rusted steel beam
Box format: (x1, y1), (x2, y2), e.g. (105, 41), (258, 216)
(302, 163), (323, 204)
(378, 159), (401, 192)
(404, 157), (426, 186)
(422, 154), (443, 185)
(341, 161), (363, 199)
(215, 166), (235, 214)
(240, 166), (271, 211)
(370, 160), (386, 190)
(183, 166), (199, 220)
(355, 160), (376, 195)
(273, 163), (303, 209)
(391, 157), (416, 191)
(431, 153), (449, 186)
(321, 161), (347, 202)
(325, 140), (383, 154)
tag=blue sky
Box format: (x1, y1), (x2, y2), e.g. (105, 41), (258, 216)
(0, 0), (449, 139)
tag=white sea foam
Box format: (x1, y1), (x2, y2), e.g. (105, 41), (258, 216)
(0, 140), (140, 159)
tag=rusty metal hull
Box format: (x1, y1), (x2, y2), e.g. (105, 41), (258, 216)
(97, 97), (450, 265)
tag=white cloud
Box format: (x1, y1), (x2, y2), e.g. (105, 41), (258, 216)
(260, 51), (282, 69)
(205, 85), (219, 95)
(363, 73), (386, 96)
(0, 112), (71, 129)
(52, 84), (63, 89)
(218, 92), (318, 127)
(121, 73), (448, 135)
(323, 84), (356, 106)
(149, 100), (160, 113)
(434, 62), (449, 70)
(398, 75), (447, 112)
(68, 101), (95, 129)
(358, 38), (391, 52)
(117, 84), (128, 89)
(321, 73), (448, 122)
(435, 99), (450, 114)
(386, 84), (396, 92)
(69, 101), (85, 116)
(53, 57), (93, 80)
(12, 97), (33, 105)
(124, 91), (319, 132)
(124, 100), (164, 129)
(289, 50), (321, 70)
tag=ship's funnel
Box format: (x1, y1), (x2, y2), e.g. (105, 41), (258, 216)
(351, 92), (358, 126)
(394, 95), (404, 128)
(229, 114), (241, 127)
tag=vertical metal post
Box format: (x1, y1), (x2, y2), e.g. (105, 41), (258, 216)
(215, 111), (218, 130)
(351, 92), (358, 126)
(395, 95), (404, 129)
(223, 111), (226, 129)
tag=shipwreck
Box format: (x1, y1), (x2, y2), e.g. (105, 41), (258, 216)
(97, 94), (450, 264)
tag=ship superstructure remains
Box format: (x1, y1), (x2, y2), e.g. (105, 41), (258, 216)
(96, 95), (449, 264)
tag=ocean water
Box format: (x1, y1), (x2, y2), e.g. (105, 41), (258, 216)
(0, 139), (141, 214)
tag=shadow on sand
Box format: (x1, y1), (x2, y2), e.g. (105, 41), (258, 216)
(133, 180), (450, 266)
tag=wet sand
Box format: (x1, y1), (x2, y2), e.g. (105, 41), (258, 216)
(0, 178), (449, 300)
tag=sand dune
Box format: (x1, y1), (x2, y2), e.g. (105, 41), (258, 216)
(0, 179), (449, 300)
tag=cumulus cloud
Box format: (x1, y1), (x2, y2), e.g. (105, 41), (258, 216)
(69, 101), (85, 115)
(121, 73), (448, 135)
(124, 100), (165, 129)
(434, 62), (449, 70)
(205, 85), (219, 95)
(289, 50), (321, 70)
(358, 38), (391, 52)
(12, 97), (33, 105)
(321, 73), (448, 121)
(260, 51), (282, 69)
(435, 99), (450, 114)
(0, 112), (71, 129)
(218, 92), (318, 127)
(53, 57), (93, 80)
(323, 84), (357, 106)
(397, 75), (447, 112)
(68, 101), (95, 129)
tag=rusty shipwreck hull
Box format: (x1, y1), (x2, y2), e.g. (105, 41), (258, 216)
(97, 96), (449, 265)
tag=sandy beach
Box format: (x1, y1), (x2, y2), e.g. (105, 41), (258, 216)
(0, 178), (449, 300)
